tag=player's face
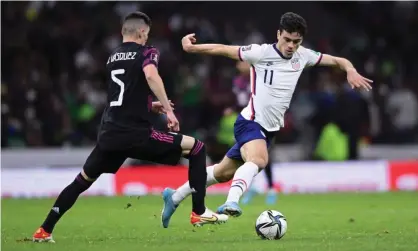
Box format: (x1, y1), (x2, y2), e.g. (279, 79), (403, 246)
(277, 30), (303, 57)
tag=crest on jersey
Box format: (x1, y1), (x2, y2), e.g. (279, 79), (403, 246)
(242, 45), (252, 51)
(291, 58), (300, 70)
(150, 53), (159, 63)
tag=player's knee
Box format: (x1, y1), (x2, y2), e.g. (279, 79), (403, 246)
(81, 169), (100, 181)
(190, 139), (206, 156)
(241, 139), (269, 169)
(247, 156), (269, 169)
(214, 166), (235, 182)
(180, 135), (197, 154)
(73, 171), (96, 191)
(183, 138), (206, 160)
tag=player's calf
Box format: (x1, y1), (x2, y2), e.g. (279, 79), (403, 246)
(213, 157), (242, 182)
(169, 156), (240, 205)
(184, 138), (207, 215)
(171, 156), (240, 204)
(34, 171), (96, 239)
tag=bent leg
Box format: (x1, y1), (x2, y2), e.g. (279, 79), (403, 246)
(216, 139), (269, 216)
(226, 139), (269, 202)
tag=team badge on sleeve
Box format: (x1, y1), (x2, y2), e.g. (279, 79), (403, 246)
(150, 53), (159, 63)
(242, 45), (252, 51)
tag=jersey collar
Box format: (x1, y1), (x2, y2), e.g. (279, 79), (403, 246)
(273, 43), (292, 60)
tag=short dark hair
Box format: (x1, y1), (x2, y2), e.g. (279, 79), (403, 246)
(122, 11), (151, 36)
(279, 12), (307, 37)
(124, 11), (151, 26)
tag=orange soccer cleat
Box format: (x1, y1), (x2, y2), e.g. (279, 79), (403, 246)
(190, 208), (229, 227)
(32, 227), (55, 243)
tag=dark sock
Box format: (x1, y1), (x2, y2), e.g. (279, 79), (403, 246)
(265, 161), (274, 189)
(187, 140), (207, 215)
(41, 173), (94, 233)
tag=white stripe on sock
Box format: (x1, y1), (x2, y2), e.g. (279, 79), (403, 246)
(226, 162), (259, 203)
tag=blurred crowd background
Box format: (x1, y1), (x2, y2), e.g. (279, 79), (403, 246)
(2, 1), (418, 162)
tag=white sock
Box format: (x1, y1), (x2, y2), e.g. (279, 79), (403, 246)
(172, 164), (219, 205)
(226, 162), (259, 203)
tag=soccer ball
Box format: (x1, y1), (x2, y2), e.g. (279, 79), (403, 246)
(255, 210), (287, 240)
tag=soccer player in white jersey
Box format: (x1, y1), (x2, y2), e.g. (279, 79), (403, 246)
(161, 12), (372, 228)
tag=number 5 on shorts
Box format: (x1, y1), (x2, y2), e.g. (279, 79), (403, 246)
(110, 69), (125, 107)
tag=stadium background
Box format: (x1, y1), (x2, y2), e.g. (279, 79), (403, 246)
(2, 1), (418, 197)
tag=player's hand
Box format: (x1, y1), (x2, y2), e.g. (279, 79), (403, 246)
(181, 33), (197, 52)
(166, 111), (180, 132)
(152, 100), (175, 114)
(347, 68), (373, 91)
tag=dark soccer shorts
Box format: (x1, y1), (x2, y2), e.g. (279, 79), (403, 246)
(83, 129), (183, 178)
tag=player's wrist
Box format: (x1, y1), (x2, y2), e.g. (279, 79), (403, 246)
(182, 43), (196, 53)
(346, 67), (357, 73)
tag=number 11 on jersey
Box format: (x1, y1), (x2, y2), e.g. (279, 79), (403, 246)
(110, 69), (125, 107)
(264, 69), (274, 85)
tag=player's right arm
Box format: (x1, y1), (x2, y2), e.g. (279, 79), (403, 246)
(181, 33), (264, 63)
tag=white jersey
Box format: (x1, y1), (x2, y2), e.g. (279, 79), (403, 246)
(238, 43), (322, 131)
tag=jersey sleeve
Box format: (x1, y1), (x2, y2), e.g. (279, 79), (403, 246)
(142, 47), (160, 69)
(238, 44), (266, 64)
(301, 46), (323, 67)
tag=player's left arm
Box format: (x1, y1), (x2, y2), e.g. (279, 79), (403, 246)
(318, 54), (373, 91)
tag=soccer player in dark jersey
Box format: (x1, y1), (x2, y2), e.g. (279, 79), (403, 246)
(32, 12), (228, 243)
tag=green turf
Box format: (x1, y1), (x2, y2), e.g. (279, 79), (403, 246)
(2, 192), (418, 251)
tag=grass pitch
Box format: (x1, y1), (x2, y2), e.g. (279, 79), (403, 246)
(2, 192), (418, 251)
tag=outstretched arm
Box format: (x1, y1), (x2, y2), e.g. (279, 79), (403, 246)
(319, 54), (373, 91)
(182, 33), (240, 60)
(319, 54), (356, 72)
